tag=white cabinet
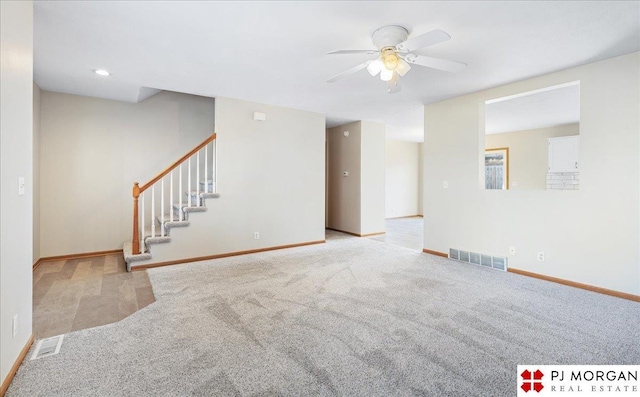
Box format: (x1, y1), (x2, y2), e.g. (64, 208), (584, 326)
(548, 136), (579, 173)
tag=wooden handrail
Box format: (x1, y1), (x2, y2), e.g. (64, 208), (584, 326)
(131, 132), (217, 255)
(137, 133), (217, 194)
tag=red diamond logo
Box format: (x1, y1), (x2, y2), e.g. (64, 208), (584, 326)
(521, 368), (544, 393)
(533, 370), (544, 380)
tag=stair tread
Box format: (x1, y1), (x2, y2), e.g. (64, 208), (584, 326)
(172, 204), (207, 212)
(185, 191), (220, 198)
(123, 241), (152, 269)
(184, 206), (207, 212)
(157, 213), (189, 224)
(145, 236), (171, 244)
(162, 220), (190, 225)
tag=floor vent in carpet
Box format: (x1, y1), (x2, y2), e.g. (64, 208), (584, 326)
(449, 248), (507, 271)
(30, 335), (64, 360)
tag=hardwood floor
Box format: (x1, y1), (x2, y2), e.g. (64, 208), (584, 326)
(33, 253), (155, 339)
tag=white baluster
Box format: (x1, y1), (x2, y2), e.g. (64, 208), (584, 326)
(188, 157), (192, 207)
(160, 178), (165, 237)
(196, 150), (200, 204)
(140, 192), (145, 253)
(179, 164), (183, 220)
(151, 184), (155, 237)
(204, 145), (208, 193)
(170, 170), (174, 222)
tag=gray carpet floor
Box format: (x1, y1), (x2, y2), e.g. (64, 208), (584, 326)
(8, 232), (640, 396)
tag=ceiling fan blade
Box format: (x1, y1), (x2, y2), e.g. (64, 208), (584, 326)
(404, 54), (466, 73)
(327, 60), (373, 83)
(328, 49), (379, 55)
(396, 29), (451, 53)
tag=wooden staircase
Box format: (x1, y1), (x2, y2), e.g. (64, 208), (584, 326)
(123, 133), (218, 271)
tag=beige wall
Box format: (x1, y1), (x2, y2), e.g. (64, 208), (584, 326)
(1, 0), (33, 384)
(33, 82), (41, 263)
(133, 96), (325, 264)
(424, 52), (640, 295)
(485, 123), (579, 190)
(418, 143), (424, 216)
(385, 140), (420, 218)
(39, 90), (214, 257)
(327, 121), (385, 235)
(360, 121), (386, 234)
(327, 122), (362, 234)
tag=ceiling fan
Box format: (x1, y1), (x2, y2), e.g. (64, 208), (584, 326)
(327, 25), (466, 93)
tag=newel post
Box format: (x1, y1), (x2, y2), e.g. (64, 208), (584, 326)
(132, 182), (141, 255)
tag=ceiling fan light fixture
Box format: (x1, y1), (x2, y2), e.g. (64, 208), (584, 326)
(383, 54), (398, 70)
(367, 58), (383, 76)
(380, 68), (394, 81)
(396, 58), (411, 76)
(326, 25), (465, 90)
(381, 48), (399, 70)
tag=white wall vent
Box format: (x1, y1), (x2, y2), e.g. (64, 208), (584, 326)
(449, 248), (507, 271)
(30, 334), (64, 360)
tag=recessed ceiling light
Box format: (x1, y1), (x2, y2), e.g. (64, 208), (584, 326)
(94, 69), (110, 76)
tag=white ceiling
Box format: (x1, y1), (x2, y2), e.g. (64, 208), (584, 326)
(485, 83), (581, 135)
(34, 1), (640, 142)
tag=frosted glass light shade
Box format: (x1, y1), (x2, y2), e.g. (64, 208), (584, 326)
(380, 68), (394, 81)
(367, 59), (383, 76)
(383, 53), (399, 70)
(396, 59), (411, 76)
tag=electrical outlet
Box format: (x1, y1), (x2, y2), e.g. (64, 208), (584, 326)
(12, 315), (17, 337)
(509, 246), (516, 255)
(537, 252), (545, 261)
(254, 232), (259, 240)
(443, 181), (449, 189)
